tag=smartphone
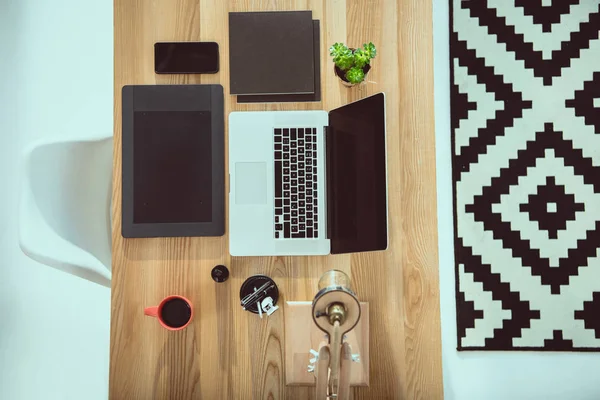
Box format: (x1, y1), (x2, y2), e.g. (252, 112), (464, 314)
(154, 42), (219, 74)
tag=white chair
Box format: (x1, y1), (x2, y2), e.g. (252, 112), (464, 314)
(18, 134), (113, 288)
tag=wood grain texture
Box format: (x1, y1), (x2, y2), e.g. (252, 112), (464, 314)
(110, 0), (442, 399)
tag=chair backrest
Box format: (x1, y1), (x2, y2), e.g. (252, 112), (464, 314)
(19, 135), (113, 287)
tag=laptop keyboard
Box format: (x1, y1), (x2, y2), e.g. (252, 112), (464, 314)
(274, 128), (319, 239)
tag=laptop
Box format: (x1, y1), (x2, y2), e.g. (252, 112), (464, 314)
(229, 93), (388, 256)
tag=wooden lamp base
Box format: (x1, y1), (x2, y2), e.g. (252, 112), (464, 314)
(284, 301), (369, 387)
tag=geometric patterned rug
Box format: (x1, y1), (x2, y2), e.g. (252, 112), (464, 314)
(450, 0), (600, 351)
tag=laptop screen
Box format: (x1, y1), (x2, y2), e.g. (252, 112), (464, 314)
(326, 93), (387, 254)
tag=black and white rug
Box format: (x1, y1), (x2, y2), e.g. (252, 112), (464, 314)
(450, 0), (600, 351)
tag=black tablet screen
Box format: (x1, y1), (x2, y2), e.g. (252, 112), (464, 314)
(133, 110), (212, 224)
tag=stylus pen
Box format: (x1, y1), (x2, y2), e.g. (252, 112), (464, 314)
(241, 282), (275, 309)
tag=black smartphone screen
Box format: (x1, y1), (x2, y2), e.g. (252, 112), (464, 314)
(154, 42), (219, 74)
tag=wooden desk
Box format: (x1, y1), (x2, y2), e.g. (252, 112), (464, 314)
(110, 1), (442, 399)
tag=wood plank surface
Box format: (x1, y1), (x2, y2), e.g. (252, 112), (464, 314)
(110, 0), (442, 399)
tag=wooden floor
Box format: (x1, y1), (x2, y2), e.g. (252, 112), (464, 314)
(110, 0), (442, 399)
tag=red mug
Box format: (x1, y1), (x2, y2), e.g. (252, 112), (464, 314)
(144, 295), (193, 331)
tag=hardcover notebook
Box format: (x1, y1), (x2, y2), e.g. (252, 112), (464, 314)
(237, 20), (321, 104)
(229, 11), (315, 95)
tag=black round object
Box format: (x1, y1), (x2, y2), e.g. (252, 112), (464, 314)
(239, 275), (279, 314)
(211, 265), (229, 282)
(161, 298), (192, 328)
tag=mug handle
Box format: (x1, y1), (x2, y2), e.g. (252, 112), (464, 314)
(144, 306), (159, 317)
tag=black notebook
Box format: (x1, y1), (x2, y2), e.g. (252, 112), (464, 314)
(237, 20), (321, 104)
(229, 11), (315, 95)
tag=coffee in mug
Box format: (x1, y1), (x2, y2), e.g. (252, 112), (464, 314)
(144, 295), (193, 330)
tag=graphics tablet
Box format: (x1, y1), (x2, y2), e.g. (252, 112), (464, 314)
(121, 85), (224, 238)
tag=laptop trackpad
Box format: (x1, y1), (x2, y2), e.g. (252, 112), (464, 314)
(235, 162), (267, 205)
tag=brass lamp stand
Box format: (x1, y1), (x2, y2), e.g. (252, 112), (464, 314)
(311, 271), (361, 399)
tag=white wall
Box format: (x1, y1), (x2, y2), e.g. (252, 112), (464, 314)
(0, 1), (112, 399)
(434, 1), (600, 399)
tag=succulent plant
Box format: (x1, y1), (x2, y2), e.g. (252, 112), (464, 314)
(362, 42), (376, 59)
(329, 43), (348, 59)
(353, 48), (370, 69)
(329, 42), (376, 84)
(345, 67), (365, 84)
(329, 43), (354, 70)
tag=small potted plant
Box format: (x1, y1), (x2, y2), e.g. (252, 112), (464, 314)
(329, 42), (377, 87)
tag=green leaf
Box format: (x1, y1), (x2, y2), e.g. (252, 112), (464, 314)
(354, 48), (370, 69)
(362, 42), (377, 59)
(345, 67), (365, 84)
